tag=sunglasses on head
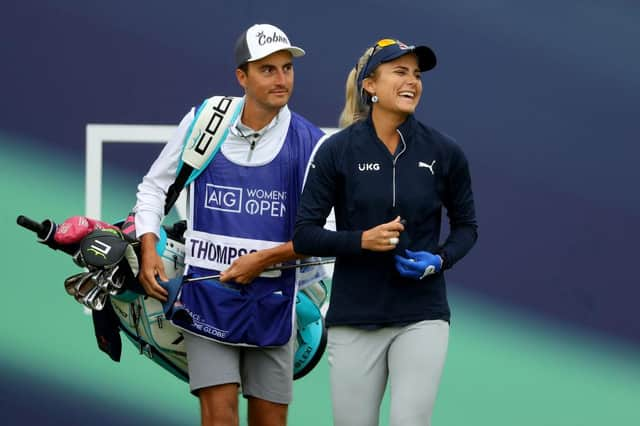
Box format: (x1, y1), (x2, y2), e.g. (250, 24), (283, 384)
(370, 38), (398, 57)
(362, 39), (410, 77)
(358, 39), (396, 81)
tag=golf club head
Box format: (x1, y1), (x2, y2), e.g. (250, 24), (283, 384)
(99, 265), (126, 295)
(103, 265), (119, 288)
(88, 288), (108, 311)
(94, 269), (111, 290)
(73, 272), (98, 301)
(81, 284), (103, 310)
(64, 272), (90, 296)
(108, 274), (126, 295)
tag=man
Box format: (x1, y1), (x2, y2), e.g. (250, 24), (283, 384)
(133, 23), (324, 426)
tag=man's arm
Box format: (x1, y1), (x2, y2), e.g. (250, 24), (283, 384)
(134, 109), (194, 239)
(134, 109), (195, 300)
(219, 241), (304, 284)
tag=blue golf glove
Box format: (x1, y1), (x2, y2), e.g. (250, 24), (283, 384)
(394, 249), (443, 280)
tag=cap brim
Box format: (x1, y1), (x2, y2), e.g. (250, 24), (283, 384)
(370, 45), (437, 75)
(287, 46), (306, 58)
(413, 45), (437, 71)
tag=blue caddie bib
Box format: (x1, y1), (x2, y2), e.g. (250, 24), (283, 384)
(173, 115), (319, 347)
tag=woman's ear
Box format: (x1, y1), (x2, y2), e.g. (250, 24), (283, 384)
(362, 77), (376, 98)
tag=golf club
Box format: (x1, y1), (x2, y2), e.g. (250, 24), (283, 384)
(184, 258), (336, 283)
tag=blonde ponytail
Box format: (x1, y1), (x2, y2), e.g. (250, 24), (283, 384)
(338, 47), (375, 128)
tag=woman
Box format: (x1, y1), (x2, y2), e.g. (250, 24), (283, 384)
(293, 39), (478, 425)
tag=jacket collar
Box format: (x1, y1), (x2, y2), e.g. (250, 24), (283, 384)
(364, 112), (417, 136)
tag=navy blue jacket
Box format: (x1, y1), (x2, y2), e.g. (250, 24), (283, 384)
(293, 114), (477, 326)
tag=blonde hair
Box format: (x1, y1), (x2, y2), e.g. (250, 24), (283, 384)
(338, 47), (375, 128)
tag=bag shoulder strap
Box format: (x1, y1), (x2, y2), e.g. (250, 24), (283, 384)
(164, 96), (244, 214)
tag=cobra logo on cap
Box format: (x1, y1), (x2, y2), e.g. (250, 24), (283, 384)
(256, 30), (289, 46)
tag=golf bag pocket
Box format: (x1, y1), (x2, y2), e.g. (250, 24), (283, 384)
(172, 274), (295, 347)
(110, 293), (188, 381)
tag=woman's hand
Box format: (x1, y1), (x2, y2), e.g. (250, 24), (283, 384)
(361, 216), (405, 252)
(395, 249), (443, 280)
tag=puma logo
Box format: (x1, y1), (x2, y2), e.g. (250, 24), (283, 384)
(418, 160), (436, 175)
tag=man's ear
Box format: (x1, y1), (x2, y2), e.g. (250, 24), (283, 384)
(236, 68), (247, 89)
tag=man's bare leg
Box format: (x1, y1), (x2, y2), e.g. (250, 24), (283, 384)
(198, 383), (240, 426)
(247, 396), (288, 426)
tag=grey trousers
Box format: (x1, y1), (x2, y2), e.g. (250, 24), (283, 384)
(327, 320), (449, 426)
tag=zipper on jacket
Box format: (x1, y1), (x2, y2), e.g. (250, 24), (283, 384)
(392, 130), (408, 207)
(236, 126), (259, 163)
(247, 140), (256, 162)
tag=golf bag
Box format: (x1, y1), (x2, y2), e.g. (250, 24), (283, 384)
(16, 214), (328, 382)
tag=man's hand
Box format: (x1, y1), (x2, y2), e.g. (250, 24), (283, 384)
(138, 233), (169, 301)
(361, 216), (405, 252)
(394, 249), (443, 280)
(219, 251), (269, 285)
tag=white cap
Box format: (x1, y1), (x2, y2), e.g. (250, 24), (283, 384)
(234, 24), (305, 66)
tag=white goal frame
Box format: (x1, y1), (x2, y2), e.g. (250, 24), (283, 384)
(85, 124), (338, 221)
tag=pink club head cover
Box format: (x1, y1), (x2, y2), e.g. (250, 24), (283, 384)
(54, 215), (116, 245)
